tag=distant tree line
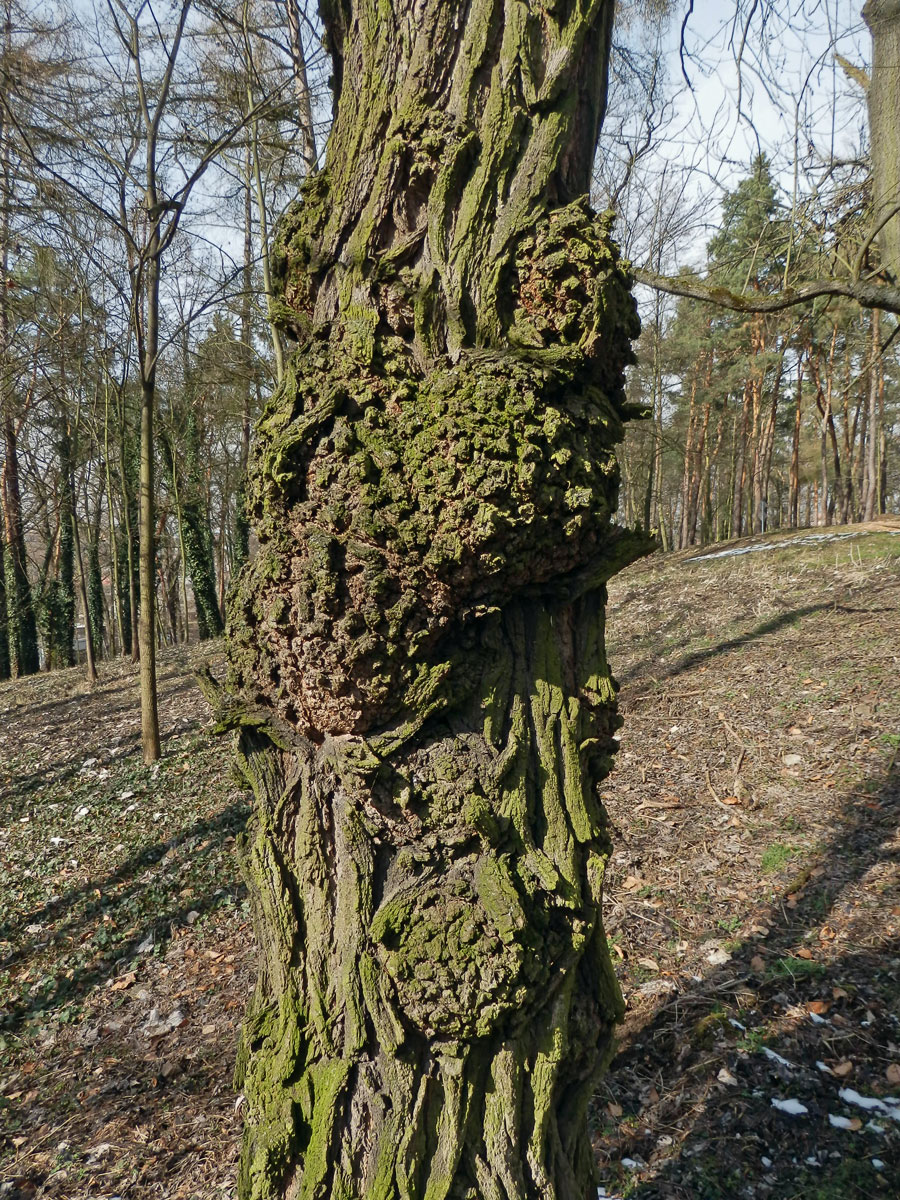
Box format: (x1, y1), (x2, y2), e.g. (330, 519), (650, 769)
(0, 0), (324, 750)
(617, 156), (898, 549)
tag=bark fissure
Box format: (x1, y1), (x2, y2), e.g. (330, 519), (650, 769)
(225, 3), (646, 1197)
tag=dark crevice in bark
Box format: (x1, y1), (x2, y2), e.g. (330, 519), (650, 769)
(223, 2), (651, 1197)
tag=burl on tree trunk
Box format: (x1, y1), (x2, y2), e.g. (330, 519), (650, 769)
(221, 2), (649, 1197)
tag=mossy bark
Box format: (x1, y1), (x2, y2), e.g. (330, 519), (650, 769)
(225, 3), (649, 1197)
(163, 420), (224, 641)
(87, 535), (105, 660)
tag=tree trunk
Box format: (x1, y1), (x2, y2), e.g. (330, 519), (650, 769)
(284, 0), (317, 174)
(864, 0), (900, 280)
(754, 350), (784, 534)
(137, 220), (161, 757)
(863, 307), (882, 520)
(164, 427), (224, 640)
(2, 415), (39, 676)
(72, 507), (98, 685)
(789, 356), (804, 528)
(223, 2), (647, 1197)
(0, 518), (10, 680)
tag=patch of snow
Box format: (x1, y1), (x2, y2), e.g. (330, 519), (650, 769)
(809, 1012), (828, 1025)
(763, 1047), (795, 1069)
(688, 528), (900, 563)
(74, 806), (90, 820)
(637, 978), (677, 997)
(839, 1088), (900, 1121)
(143, 1007), (185, 1039)
(620, 1158), (643, 1170)
(761, 1156), (773, 1168)
(771, 1098), (808, 1116)
(872, 1160), (885, 1171)
(828, 1114), (856, 1129)
(817, 1061), (832, 1074)
(705, 946), (732, 966)
(729, 1018), (747, 1032)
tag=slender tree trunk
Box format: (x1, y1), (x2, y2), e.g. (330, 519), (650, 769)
(731, 391), (750, 538)
(138, 242), (161, 761)
(242, 9), (285, 384)
(0, 164), (38, 674)
(222, 4), (647, 1197)
(687, 401), (711, 546)
(116, 405), (140, 659)
(87, 510), (106, 661)
(789, 356), (804, 528)
(284, 0), (317, 174)
(0, 519), (10, 680)
(2, 416), (39, 676)
(863, 307), (881, 520)
(234, 158), (254, 573)
(755, 350), (784, 534)
(0, 3), (36, 677)
(678, 378), (698, 549)
(72, 507), (97, 685)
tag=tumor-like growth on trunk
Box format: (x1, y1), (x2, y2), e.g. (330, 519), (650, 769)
(222, 3), (650, 1198)
(228, 198), (639, 737)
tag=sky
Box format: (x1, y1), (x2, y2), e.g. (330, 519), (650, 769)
(603, 0), (872, 274)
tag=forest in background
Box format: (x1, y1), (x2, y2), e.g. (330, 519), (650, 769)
(0, 0), (893, 683)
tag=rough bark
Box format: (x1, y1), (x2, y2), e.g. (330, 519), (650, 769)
(2, 415), (39, 676)
(864, 0), (900, 281)
(223, 3), (648, 1198)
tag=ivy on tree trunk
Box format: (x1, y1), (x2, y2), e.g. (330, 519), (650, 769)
(222, 3), (649, 1197)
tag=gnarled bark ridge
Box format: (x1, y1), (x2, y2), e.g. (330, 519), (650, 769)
(224, 3), (648, 1197)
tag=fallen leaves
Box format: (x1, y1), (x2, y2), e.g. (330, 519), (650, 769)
(637, 957), (661, 973)
(109, 971), (137, 992)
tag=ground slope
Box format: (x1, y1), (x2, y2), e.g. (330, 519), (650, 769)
(0, 520), (898, 1199)
(595, 519), (900, 1199)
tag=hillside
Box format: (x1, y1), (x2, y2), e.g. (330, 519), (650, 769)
(596, 519), (900, 1198)
(1, 520), (899, 1199)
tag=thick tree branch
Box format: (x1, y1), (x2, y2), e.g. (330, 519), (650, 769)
(632, 266), (900, 316)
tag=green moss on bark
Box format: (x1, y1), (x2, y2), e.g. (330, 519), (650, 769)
(226, 2), (650, 1197)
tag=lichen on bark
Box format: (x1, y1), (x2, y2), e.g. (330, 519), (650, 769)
(224, 2), (651, 1197)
